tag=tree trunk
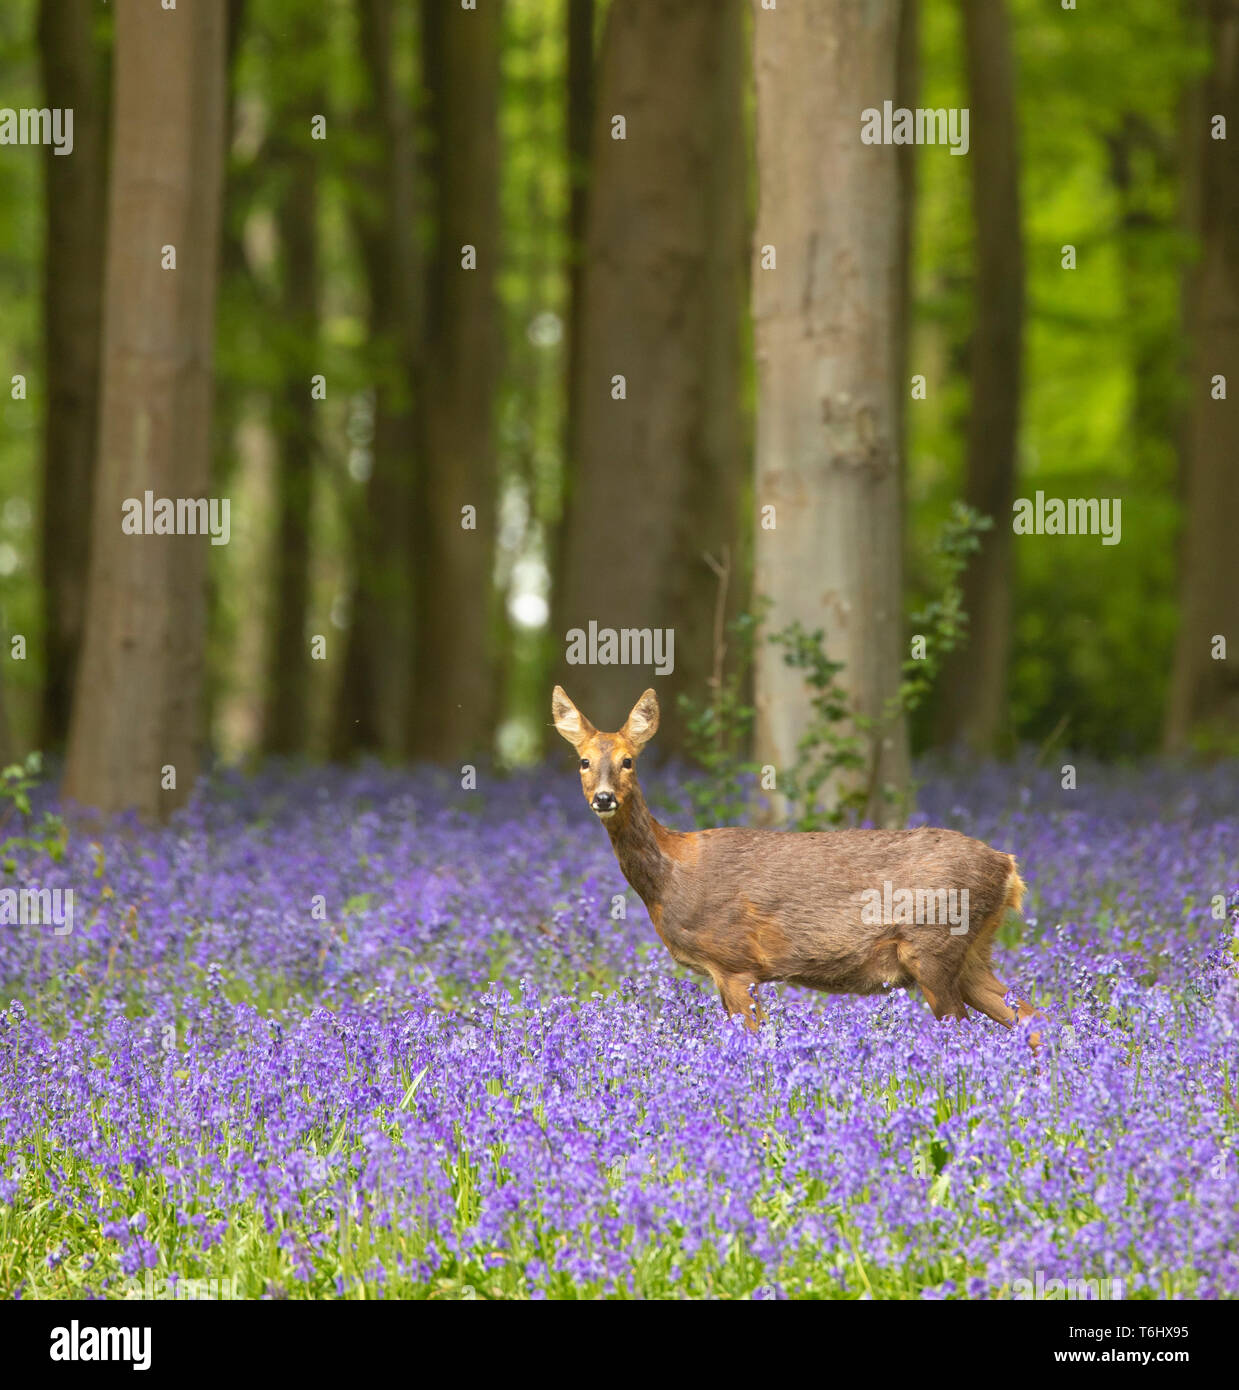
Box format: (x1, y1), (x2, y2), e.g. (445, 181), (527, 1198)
(894, 0), (918, 715)
(895, 0), (919, 477)
(331, 0), (421, 759)
(546, 0), (596, 754)
(750, 0), (907, 825)
(204, 0), (250, 754)
(36, 0), (109, 753)
(62, 1), (227, 821)
(262, 11), (323, 758)
(1165, 0), (1239, 750)
(552, 0), (747, 751)
(262, 184), (317, 757)
(1105, 113), (1177, 486)
(555, 0), (595, 581)
(565, 0), (594, 443)
(934, 0), (1024, 754)
(0, 672), (11, 766)
(409, 0), (503, 761)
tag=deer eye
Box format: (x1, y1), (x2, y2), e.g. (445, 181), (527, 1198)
(580, 758), (590, 769)
(621, 757), (633, 769)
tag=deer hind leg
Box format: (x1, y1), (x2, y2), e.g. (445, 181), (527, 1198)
(896, 941), (968, 1021)
(710, 969), (763, 1032)
(917, 977), (968, 1022)
(960, 867), (1042, 1045)
(960, 963), (1042, 1050)
(960, 960), (1025, 1022)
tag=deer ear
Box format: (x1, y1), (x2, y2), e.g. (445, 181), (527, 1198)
(621, 688), (660, 750)
(552, 685), (595, 749)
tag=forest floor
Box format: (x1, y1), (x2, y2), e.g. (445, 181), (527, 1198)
(1, 756), (1236, 1299)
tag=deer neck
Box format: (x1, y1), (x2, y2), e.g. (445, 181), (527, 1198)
(604, 782), (671, 907)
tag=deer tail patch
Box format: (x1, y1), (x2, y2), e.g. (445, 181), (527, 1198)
(1004, 858), (1026, 917)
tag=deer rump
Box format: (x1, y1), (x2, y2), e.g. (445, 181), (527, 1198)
(651, 825), (1021, 997)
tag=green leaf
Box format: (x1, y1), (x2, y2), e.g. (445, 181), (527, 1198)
(398, 1065), (430, 1111)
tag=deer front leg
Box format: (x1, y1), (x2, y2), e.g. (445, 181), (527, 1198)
(710, 968), (763, 1032)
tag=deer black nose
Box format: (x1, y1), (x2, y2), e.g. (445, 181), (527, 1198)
(592, 791), (616, 811)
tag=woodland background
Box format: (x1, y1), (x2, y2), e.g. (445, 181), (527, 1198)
(0, 0), (1235, 824)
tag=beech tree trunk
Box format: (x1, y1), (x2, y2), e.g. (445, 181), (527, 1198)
(262, 6), (323, 757)
(1164, 0), (1239, 750)
(553, 0), (747, 751)
(548, 0), (596, 742)
(409, 0), (503, 761)
(935, 0), (1024, 753)
(203, 0), (249, 752)
(895, 0), (919, 476)
(62, 1), (227, 821)
(560, 0), (595, 531)
(331, 0), (420, 759)
(37, 0), (109, 752)
(750, 0), (907, 825)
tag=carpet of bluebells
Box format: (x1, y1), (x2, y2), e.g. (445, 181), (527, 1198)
(1, 756), (1237, 1300)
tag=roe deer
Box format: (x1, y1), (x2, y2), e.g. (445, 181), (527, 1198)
(553, 685), (1039, 1040)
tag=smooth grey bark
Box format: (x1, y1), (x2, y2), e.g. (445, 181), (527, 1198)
(63, 1), (227, 821)
(750, 0), (908, 824)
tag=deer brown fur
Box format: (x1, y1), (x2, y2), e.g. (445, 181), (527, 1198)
(553, 685), (1039, 1041)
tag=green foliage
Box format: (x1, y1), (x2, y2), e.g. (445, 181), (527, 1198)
(900, 503), (992, 716)
(777, 503), (991, 829)
(0, 752), (66, 873)
(681, 506), (992, 831)
(676, 608), (762, 827)
(765, 619), (867, 831)
(906, 0), (1204, 758)
(0, 0), (1217, 761)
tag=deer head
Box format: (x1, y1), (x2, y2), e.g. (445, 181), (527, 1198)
(551, 686), (659, 821)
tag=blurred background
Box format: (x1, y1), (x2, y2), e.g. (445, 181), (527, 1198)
(0, 0), (1235, 822)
